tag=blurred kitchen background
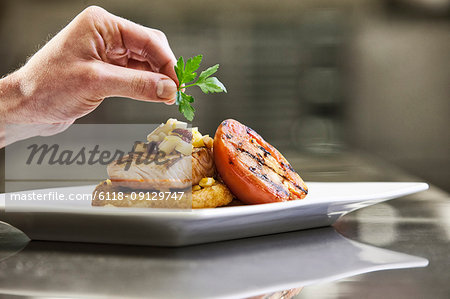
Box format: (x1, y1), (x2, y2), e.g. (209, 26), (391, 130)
(0, 0), (449, 192)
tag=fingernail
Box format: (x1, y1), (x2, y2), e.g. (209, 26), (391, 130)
(157, 79), (177, 100)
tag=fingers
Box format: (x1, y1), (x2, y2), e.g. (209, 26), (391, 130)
(164, 98), (176, 105)
(75, 7), (179, 105)
(81, 6), (178, 86)
(127, 59), (153, 72)
(94, 62), (177, 103)
(114, 17), (178, 85)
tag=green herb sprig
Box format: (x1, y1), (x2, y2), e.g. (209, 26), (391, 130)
(174, 55), (227, 121)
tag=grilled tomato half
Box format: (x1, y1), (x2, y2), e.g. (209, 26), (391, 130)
(213, 119), (308, 204)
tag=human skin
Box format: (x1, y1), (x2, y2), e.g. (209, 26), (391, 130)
(0, 6), (179, 147)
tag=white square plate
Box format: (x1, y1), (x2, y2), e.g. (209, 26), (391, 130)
(0, 182), (428, 246)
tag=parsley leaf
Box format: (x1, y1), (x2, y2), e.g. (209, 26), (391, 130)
(177, 91), (195, 121)
(197, 77), (227, 94)
(196, 64), (219, 83)
(183, 55), (202, 83)
(174, 57), (184, 83)
(174, 56), (226, 121)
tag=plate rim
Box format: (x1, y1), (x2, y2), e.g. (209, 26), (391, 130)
(1, 182), (429, 220)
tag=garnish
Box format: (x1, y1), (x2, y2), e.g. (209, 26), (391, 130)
(174, 55), (227, 121)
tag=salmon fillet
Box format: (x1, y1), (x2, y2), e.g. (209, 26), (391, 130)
(107, 147), (215, 190)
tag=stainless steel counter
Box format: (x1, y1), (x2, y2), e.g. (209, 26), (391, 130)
(0, 152), (449, 298)
(294, 153), (450, 299)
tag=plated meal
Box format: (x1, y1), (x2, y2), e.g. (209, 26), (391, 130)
(92, 118), (308, 209)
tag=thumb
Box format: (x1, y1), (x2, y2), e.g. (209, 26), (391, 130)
(94, 62), (177, 103)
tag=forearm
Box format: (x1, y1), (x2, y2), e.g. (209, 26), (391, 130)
(0, 71), (26, 123)
(0, 71), (30, 148)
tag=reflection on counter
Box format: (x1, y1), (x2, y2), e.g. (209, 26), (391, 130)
(0, 223), (427, 298)
(0, 222), (29, 262)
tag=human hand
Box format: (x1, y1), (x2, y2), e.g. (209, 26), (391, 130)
(0, 6), (178, 145)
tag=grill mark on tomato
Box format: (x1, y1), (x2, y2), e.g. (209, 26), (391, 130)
(237, 147), (302, 196)
(248, 166), (289, 197)
(280, 176), (308, 195)
(237, 147), (264, 165)
(294, 182), (308, 194)
(237, 146), (307, 195)
(281, 161), (295, 172)
(258, 145), (272, 157)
